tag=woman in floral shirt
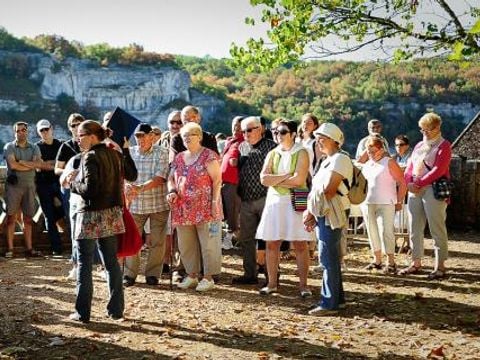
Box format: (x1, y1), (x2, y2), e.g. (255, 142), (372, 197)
(167, 122), (223, 292)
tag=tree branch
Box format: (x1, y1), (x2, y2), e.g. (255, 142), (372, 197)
(435, 0), (467, 37)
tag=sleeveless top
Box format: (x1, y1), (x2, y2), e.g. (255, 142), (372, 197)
(364, 156), (397, 205)
(270, 143), (307, 195)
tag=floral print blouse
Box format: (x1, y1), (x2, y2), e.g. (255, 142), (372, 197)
(171, 148), (223, 226)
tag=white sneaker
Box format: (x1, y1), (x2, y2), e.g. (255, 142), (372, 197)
(195, 278), (215, 292)
(222, 232), (234, 250)
(176, 276), (199, 289)
(67, 267), (77, 281)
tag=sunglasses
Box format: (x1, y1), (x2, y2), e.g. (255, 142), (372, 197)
(395, 143), (407, 147)
(273, 129), (290, 136)
(78, 132), (89, 138)
(16, 128), (27, 133)
(39, 128), (50, 133)
(169, 120), (182, 125)
(70, 123), (81, 128)
(242, 126), (259, 134)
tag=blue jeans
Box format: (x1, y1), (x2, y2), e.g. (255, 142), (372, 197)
(316, 216), (345, 310)
(75, 235), (124, 321)
(37, 182), (64, 253)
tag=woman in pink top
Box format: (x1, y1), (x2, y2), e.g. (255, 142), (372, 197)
(400, 113), (452, 280)
(167, 122), (223, 292)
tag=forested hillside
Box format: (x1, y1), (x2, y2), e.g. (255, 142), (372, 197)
(1, 27), (479, 152)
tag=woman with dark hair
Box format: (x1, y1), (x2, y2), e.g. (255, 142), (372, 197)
(65, 120), (137, 323)
(256, 120), (313, 296)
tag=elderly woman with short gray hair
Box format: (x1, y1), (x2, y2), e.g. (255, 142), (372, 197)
(167, 122), (223, 292)
(400, 112), (452, 280)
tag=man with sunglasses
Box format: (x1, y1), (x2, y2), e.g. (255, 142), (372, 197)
(55, 113), (85, 278)
(169, 105), (217, 162)
(160, 110), (182, 149)
(35, 119), (65, 256)
(3, 121), (43, 258)
(232, 116), (276, 285)
(393, 134), (412, 169)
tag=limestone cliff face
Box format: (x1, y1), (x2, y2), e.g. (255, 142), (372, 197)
(32, 56), (205, 128)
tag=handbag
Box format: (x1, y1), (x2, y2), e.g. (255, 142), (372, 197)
(423, 160), (453, 200)
(431, 177), (454, 200)
(290, 188), (309, 212)
(117, 206), (142, 258)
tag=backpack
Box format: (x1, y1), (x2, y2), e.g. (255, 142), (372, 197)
(343, 162), (368, 205)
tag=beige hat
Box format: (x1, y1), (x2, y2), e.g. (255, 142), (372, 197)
(314, 122), (344, 147)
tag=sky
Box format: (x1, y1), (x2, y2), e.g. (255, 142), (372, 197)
(0, 0), (477, 61)
(0, 0), (270, 59)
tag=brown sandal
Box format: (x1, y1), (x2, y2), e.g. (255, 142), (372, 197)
(399, 264), (422, 275)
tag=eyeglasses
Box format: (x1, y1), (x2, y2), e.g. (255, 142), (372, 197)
(39, 128), (50, 133)
(70, 123), (81, 129)
(16, 128), (27, 133)
(181, 133), (199, 138)
(273, 129), (290, 136)
(420, 127), (436, 133)
(242, 126), (259, 134)
(395, 143), (407, 147)
(169, 120), (182, 125)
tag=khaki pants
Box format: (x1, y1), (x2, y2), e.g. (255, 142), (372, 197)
(124, 211), (169, 279)
(176, 221), (222, 276)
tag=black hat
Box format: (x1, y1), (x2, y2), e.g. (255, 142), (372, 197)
(134, 123), (152, 135)
(104, 107), (141, 147)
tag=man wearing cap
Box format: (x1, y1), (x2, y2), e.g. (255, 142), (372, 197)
(123, 123), (170, 287)
(169, 105), (217, 162)
(355, 119), (389, 163)
(3, 122), (43, 258)
(232, 116), (276, 284)
(35, 119), (65, 256)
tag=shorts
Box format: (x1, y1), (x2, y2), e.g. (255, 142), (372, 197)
(6, 182), (36, 218)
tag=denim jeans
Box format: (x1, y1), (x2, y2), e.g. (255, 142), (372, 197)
(37, 182), (64, 253)
(316, 216), (345, 310)
(75, 235), (124, 321)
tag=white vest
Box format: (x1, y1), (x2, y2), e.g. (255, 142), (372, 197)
(364, 157), (397, 204)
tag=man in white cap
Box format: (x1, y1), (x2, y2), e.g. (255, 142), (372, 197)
(35, 119), (65, 256)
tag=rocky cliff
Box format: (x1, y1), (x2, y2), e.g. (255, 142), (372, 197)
(0, 51), (225, 128)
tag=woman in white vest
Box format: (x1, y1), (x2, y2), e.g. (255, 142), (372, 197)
(256, 120), (312, 297)
(362, 135), (407, 274)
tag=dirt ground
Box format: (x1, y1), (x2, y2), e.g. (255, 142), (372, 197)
(0, 231), (479, 360)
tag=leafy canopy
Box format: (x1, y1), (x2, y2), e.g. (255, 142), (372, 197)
(230, 0), (480, 71)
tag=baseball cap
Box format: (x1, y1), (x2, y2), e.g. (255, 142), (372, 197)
(134, 123), (152, 135)
(36, 119), (51, 131)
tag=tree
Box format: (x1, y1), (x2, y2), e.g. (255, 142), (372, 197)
(230, 0), (480, 72)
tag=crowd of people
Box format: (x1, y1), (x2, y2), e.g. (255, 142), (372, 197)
(2, 107), (452, 321)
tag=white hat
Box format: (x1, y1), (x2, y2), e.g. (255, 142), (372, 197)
(36, 119), (51, 131)
(314, 122), (344, 147)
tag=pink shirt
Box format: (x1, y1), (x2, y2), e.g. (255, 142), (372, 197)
(171, 148), (223, 226)
(405, 139), (451, 188)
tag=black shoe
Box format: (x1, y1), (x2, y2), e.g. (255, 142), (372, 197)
(123, 276), (135, 287)
(145, 276), (159, 285)
(25, 249), (43, 258)
(232, 275), (258, 285)
(162, 263), (170, 274)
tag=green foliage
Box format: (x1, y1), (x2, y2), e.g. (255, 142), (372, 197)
(0, 27), (40, 52)
(231, 0), (480, 71)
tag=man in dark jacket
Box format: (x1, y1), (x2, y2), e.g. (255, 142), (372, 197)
(169, 105), (217, 162)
